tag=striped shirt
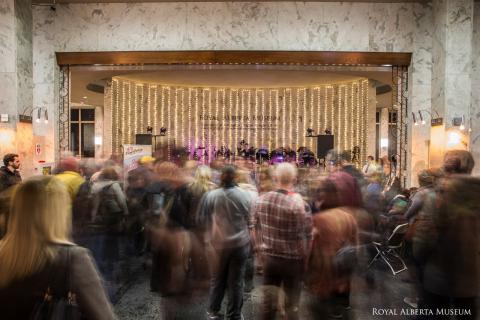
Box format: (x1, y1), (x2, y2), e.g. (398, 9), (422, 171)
(250, 189), (313, 260)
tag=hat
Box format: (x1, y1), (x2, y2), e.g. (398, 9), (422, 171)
(139, 156), (155, 165)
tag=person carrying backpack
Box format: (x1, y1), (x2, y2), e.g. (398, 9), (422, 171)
(88, 167), (129, 301)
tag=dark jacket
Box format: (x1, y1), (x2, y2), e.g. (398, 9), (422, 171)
(413, 176), (480, 298)
(0, 244), (117, 320)
(0, 166), (21, 193)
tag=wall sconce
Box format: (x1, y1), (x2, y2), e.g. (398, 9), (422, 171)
(412, 112), (418, 126)
(19, 106), (48, 124)
(419, 111), (425, 125)
(459, 116), (465, 131)
(94, 136), (102, 145)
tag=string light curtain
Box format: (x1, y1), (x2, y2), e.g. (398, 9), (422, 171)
(111, 78), (369, 164)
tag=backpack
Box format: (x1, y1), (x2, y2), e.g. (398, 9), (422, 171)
(93, 183), (123, 227)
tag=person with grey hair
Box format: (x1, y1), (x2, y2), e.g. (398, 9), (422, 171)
(250, 163), (313, 320)
(198, 165), (253, 320)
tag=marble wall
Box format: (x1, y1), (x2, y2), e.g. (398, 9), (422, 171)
(471, 2), (480, 176)
(0, 0), (34, 177)
(30, 2), (435, 184)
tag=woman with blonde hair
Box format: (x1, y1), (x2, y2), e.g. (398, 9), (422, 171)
(0, 176), (116, 319)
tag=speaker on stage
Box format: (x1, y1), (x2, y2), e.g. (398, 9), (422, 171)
(135, 133), (152, 145)
(316, 135), (334, 158)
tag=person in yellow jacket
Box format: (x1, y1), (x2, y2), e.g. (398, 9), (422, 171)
(55, 157), (85, 201)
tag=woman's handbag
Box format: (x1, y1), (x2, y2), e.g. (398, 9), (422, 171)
(30, 246), (82, 320)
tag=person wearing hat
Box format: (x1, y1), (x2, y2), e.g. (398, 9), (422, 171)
(55, 157), (85, 201)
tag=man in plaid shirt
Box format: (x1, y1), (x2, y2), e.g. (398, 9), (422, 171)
(250, 163), (313, 320)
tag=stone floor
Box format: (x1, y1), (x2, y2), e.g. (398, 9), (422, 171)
(114, 260), (415, 320)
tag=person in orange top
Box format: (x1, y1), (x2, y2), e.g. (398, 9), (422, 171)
(306, 175), (360, 320)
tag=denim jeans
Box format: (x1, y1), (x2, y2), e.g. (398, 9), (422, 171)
(208, 244), (250, 320)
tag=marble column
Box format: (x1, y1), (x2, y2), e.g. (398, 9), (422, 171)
(430, 0), (474, 168)
(0, 0), (34, 176)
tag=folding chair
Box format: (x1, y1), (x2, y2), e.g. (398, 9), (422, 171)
(367, 223), (409, 275)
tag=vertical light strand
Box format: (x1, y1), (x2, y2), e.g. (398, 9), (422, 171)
(228, 89), (233, 151)
(181, 88), (185, 148)
(122, 81), (126, 147)
(330, 87), (334, 147)
(193, 88), (198, 148)
(323, 87), (327, 134)
(221, 89), (226, 149)
(283, 89), (287, 147)
(112, 79), (121, 153)
(154, 86), (158, 136)
(126, 82), (131, 144)
(188, 88), (192, 152)
(167, 87), (171, 159)
(259, 90), (265, 148)
(174, 88), (178, 148)
(133, 84), (138, 136)
(302, 88), (307, 148)
(239, 89), (248, 146)
(138, 85), (143, 133)
(274, 90), (279, 149)
(350, 83), (355, 155)
(233, 89), (239, 151)
(360, 81), (365, 164)
(356, 82), (360, 153)
(215, 89), (219, 151)
(247, 90), (252, 146)
(205, 89), (211, 154)
(147, 85), (151, 127)
(337, 86), (342, 150)
(312, 87), (320, 134)
(363, 80), (368, 164)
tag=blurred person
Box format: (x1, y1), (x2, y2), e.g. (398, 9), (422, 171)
(147, 161), (193, 297)
(235, 168), (259, 292)
(413, 150), (479, 319)
(126, 156), (156, 253)
(404, 168), (442, 223)
(86, 167), (129, 301)
(170, 165), (216, 284)
(0, 153), (21, 193)
(326, 149), (366, 190)
(362, 155), (378, 176)
(250, 163), (313, 320)
(305, 176), (360, 320)
(55, 157), (85, 201)
(364, 172), (386, 227)
(257, 166), (275, 194)
(401, 169), (442, 309)
(0, 153), (21, 238)
(198, 165), (252, 320)
(0, 176), (116, 319)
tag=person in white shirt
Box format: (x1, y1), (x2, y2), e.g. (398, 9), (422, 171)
(362, 156), (378, 176)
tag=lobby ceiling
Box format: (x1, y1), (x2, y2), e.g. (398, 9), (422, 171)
(70, 66), (392, 106)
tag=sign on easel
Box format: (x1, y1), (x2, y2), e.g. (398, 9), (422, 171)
(123, 144), (152, 174)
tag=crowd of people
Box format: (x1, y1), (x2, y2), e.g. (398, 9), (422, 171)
(0, 149), (478, 320)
